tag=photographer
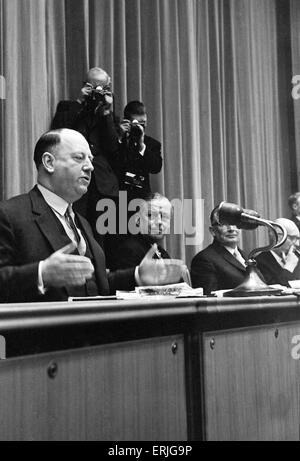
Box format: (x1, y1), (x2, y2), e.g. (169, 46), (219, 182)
(51, 67), (120, 245)
(118, 101), (162, 201)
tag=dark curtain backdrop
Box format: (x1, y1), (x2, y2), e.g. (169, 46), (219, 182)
(0, 0), (298, 267)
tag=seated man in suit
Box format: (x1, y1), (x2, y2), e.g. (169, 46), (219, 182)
(106, 193), (171, 270)
(255, 218), (300, 286)
(51, 67), (120, 245)
(288, 192), (300, 233)
(0, 128), (184, 303)
(191, 205), (247, 294)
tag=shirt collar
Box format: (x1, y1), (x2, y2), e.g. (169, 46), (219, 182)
(37, 184), (69, 217)
(224, 245), (238, 255)
(270, 250), (285, 267)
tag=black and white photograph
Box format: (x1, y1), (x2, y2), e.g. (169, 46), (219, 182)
(0, 0), (299, 443)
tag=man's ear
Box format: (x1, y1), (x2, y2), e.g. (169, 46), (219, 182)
(41, 152), (55, 173)
(209, 226), (216, 238)
(292, 203), (298, 211)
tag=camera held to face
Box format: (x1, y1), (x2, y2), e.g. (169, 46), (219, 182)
(128, 120), (145, 141)
(85, 85), (112, 109)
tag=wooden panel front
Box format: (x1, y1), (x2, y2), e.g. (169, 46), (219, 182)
(203, 323), (300, 440)
(0, 335), (186, 441)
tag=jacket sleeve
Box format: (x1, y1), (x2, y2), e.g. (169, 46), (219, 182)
(0, 207), (40, 302)
(142, 138), (162, 173)
(255, 255), (295, 286)
(107, 267), (136, 294)
(106, 239), (146, 271)
(51, 101), (81, 129)
(95, 113), (121, 164)
(191, 255), (219, 294)
(120, 137), (162, 174)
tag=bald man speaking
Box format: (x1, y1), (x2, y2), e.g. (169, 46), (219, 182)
(0, 129), (183, 303)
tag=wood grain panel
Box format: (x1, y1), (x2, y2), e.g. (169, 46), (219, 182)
(0, 335), (187, 441)
(203, 323), (300, 440)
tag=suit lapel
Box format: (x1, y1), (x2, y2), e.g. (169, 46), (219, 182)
(30, 187), (71, 252)
(76, 213), (109, 294)
(212, 241), (246, 272)
(29, 187), (73, 298)
(222, 248), (246, 271)
(29, 186), (109, 295)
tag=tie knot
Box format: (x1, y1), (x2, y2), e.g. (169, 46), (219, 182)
(233, 249), (246, 266)
(65, 204), (73, 217)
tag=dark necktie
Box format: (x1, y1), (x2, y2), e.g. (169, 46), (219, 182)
(65, 205), (86, 255)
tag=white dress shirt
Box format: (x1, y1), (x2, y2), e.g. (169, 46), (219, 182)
(36, 184), (86, 293)
(36, 184), (141, 292)
(224, 246), (246, 267)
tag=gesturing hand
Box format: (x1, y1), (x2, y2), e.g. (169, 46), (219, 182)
(138, 244), (184, 286)
(42, 243), (94, 288)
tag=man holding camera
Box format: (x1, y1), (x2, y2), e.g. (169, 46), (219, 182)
(117, 100), (162, 201)
(51, 67), (120, 244)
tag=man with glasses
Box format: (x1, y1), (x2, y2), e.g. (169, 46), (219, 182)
(255, 218), (300, 286)
(288, 192), (300, 232)
(190, 205), (247, 294)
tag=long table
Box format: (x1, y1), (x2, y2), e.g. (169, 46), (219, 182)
(0, 294), (300, 440)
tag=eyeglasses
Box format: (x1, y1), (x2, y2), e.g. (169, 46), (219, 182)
(277, 233), (300, 243)
(288, 235), (300, 243)
(211, 222), (238, 229)
(83, 82), (111, 91)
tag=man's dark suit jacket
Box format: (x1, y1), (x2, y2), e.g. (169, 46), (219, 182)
(105, 235), (170, 271)
(118, 135), (162, 198)
(255, 251), (300, 286)
(51, 100), (120, 197)
(190, 240), (247, 294)
(0, 187), (135, 303)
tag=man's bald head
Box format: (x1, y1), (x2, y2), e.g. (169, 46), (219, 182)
(34, 129), (90, 168)
(34, 128), (93, 203)
(34, 129), (63, 168)
(86, 67), (111, 89)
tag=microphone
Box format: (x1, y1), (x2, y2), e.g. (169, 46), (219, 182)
(217, 202), (260, 230)
(216, 201), (288, 255)
(214, 201), (288, 297)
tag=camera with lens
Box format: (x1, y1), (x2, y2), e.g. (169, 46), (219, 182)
(85, 85), (112, 109)
(128, 120), (145, 141)
(123, 172), (145, 190)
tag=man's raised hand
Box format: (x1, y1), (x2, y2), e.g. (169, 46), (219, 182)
(42, 242), (94, 288)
